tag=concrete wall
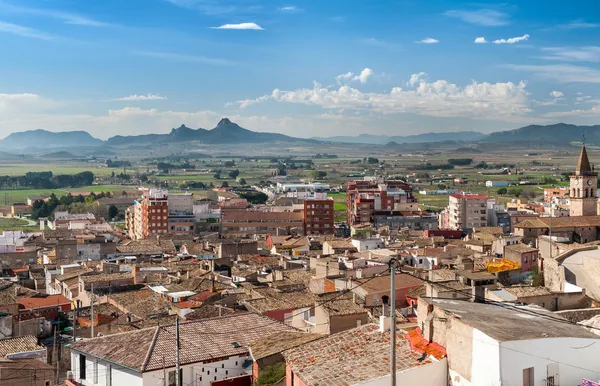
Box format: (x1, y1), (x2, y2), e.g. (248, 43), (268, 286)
(329, 313), (369, 335)
(517, 291), (590, 311)
(360, 357), (447, 386)
(555, 307), (600, 323)
(543, 257), (565, 292)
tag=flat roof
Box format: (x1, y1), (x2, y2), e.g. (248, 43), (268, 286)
(429, 299), (598, 342)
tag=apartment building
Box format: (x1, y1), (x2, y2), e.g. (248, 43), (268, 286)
(303, 193), (334, 235)
(167, 193), (195, 235)
(346, 178), (414, 226)
(448, 194), (489, 231)
(126, 189), (168, 240)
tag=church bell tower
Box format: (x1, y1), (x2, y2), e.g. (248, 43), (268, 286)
(570, 145), (598, 217)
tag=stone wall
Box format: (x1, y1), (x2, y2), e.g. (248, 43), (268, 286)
(555, 307), (600, 323)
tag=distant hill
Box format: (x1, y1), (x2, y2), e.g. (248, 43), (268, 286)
(452, 147), (483, 154)
(314, 131), (486, 144)
(40, 151), (81, 159)
(0, 129), (103, 149)
(106, 118), (313, 146)
(480, 123), (600, 144)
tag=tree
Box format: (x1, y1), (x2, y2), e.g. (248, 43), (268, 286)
(508, 187), (523, 197)
(228, 169), (240, 179)
(220, 181), (229, 188)
(497, 187), (507, 195)
(108, 205), (119, 220)
(312, 171), (327, 180)
(213, 173), (221, 180)
(224, 160), (236, 167)
(122, 190), (127, 196)
(239, 178), (247, 185)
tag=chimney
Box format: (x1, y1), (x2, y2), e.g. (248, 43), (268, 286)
(379, 295), (390, 332)
(132, 264), (139, 285)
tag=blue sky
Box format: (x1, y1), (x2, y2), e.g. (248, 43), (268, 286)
(1, 0), (600, 139)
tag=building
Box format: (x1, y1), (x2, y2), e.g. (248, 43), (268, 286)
(514, 216), (600, 245)
(11, 204), (32, 217)
(485, 181), (509, 187)
(126, 189), (169, 240)
(276, 182), (329, 194)
(373, 210), (438, 230)
(69, 313), (295, 386)
(0, 359), (55, 386)
(570, 144), (598, 217)
(447, 194), (490, 231)
(221, 208), (304, 236)
(303, 194), (334, 235)
(504, 243), (539, 272)
(418, 298), (600, 386)
(346, 178), (414, 226)
(544, 188), (570, 203)
(167, 194), (195, 236)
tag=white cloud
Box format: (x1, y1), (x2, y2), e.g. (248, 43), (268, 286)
(134, 51), (234, 66)
(542, 106), (600, 118)
(418, 38), (439, 44)
(549, 91), (564, 98)
(114, 94), (168, 101)
(557, 19), (600, 29)
(359, 38), (401, 50)
(0, 3), (111, 27)
(408, 72), (427, 87)
(474, 37), (487, 44)
(335, 72), (354, 83)
(0, 21), (54, 40)
(334, 68), (373, 84)
(505, 64), (600, 83)
(354, 68), (373, 84)
(211, 22), (264, 30)
(236, 71), (533, 122)
(279, 6), (298, 12)
(237, 95), (270, 109)
(444, 9), (509, 26)
(493, 34), (529, 44)
(540, 46), (600, 62)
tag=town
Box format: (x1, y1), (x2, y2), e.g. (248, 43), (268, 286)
(0, 138), (599, 386)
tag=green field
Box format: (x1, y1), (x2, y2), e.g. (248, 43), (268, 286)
(0, 185), (136, 205)
(0, 162), (113, 176)
(0, 218), (38, 231)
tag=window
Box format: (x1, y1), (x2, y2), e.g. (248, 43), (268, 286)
(79, 355), (86, 380)
(522, 367), (534, 386)
(168, 371), (176, 386)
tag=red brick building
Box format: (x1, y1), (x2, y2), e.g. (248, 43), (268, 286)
(141, 189), (169, 237)
(346, 178), (414, 225)
(303, 195), (334, 235)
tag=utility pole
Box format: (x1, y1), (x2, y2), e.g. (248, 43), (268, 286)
(175, 319), (181, 386)
(389, 263), (396, 386)
(91, 284), (95, 338)
(73, 301), (77, 342)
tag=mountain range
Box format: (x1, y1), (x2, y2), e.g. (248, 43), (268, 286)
(313, 131), (487, 144)
(0, 120), (598, 150)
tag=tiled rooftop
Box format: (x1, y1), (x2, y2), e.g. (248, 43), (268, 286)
(0, 335), (45, 358)
(354, 273), (423, 293)
(71, 313), (295, 372)
(505, 243), (538, 254)
(249, 331), (324, 360)
(316, 292), (367, 316)
(284, 324), (435, 385)
(244, 288), (316, 313)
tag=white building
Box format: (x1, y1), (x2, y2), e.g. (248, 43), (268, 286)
(168, 193), (194, 215)
(275, 182), (329, 193)
(69, 313), (295, 386)
(351, 237), (384, 252)
(419, 298), (600, 386)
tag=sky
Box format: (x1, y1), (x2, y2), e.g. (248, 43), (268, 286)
(1, 0), (600, 139)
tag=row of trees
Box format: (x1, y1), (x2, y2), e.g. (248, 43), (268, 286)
(31, 191), (115, 220)
(0, 171), (94, 189)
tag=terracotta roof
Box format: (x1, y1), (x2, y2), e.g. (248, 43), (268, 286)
(504, 286), (551, 298)
(283, 324), (435, 386)
(0, 336), (44, 358)
(505, 243), (538, 254)
(324, 240), (357, 250)
(354, 274), (423, 293)
(117, 238), (176, 254)
(316, 292), (367, 316)
(184, 305), (237, 321)
(71, 313), (295, 372)
(450, 194), (487, 200)
(244, 288), (316, 313)
(0, 281), (38, 306)
(249, 331), (325, 360)
(18, 294), (70, 310)
(406, 327), (446, 360)
(516, 216), (600, 229)
(406, 285), (426, 299)
(109, 288), (172, 318)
